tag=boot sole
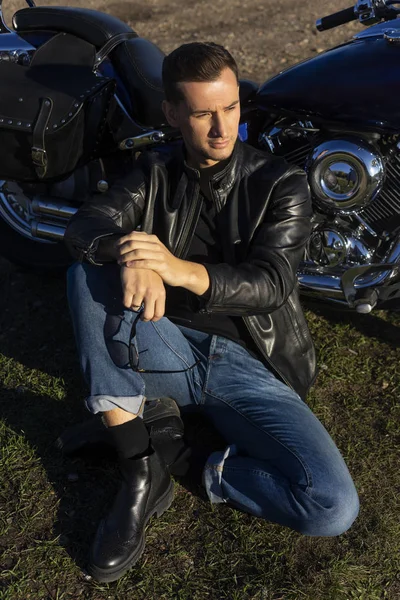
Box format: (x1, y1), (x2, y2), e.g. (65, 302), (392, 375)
(87, 481), (175, 583)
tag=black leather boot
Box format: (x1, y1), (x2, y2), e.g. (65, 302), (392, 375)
(88, 449), (174, 583)
(55, 398), (191, 475)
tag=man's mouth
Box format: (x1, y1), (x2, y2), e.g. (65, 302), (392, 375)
(209, 139), (231, 149)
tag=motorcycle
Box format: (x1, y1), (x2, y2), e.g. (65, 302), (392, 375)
(1, 0), (400, 312)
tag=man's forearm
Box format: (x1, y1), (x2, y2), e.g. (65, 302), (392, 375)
(179, 260), (210, 296)
(116, 231), (210, 294)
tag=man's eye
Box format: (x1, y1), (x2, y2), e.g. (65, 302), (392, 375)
(195, 113), (210, 118)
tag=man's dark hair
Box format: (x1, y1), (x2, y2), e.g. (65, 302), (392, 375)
(162, 42), (239, 104)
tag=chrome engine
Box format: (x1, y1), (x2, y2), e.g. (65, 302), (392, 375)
(259, 119), (400, 310)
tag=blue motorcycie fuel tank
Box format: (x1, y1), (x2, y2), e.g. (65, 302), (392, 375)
(257, 20), (400, 132)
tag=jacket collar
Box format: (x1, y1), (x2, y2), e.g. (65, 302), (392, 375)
(181, 138), (243, 189)
(171, 139), (243, 210)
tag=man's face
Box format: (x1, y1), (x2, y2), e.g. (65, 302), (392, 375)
(163, 67), (240, 168)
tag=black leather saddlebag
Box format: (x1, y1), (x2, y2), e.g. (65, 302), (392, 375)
(0, 33), (115, 182)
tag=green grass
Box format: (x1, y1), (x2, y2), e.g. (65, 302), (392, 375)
(0, 256), (399, 600)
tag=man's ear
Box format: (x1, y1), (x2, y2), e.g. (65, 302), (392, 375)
(162, 100), (179, 127)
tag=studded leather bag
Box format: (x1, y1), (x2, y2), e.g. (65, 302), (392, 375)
(0, 32), (116, 182)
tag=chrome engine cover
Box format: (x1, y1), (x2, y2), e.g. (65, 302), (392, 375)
(259, 119), (400, 306)
(306, 139), (385, 214)
(306, 226), (373, 268)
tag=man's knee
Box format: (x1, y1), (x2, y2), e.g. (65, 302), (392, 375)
(303, 478), (359, 537)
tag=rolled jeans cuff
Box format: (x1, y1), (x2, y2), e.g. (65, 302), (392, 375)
(85, 394), (145, 416)
(202, 444), (238, 505)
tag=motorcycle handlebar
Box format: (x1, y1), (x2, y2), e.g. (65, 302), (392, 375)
(316, 6), (357, 31)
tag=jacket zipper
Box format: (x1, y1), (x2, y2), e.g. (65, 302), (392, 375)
(243, 315), (294, 391)
(210, 179), (222, 213)
(175, 183), (202, 259)
(78, 232), (116, 265)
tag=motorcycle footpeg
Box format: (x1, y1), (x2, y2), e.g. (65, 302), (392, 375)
(341, 263), (398, 311)
(353, 288), (379, 314)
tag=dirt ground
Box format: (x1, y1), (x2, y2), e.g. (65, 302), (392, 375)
(4, 0), (362, 84)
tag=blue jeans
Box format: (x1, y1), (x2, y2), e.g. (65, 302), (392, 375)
(67, 263), (359, 536)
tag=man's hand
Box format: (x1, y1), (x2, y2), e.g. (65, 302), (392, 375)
(116, 231), (210, 295)
(120, 265), (166, 321)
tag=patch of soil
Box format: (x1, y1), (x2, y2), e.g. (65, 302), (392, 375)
(4, 0), (362, 83)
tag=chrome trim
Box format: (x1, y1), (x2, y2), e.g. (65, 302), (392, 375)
(31, 221), (66, 242)
(341, 261), (398, 306)
(119, 130), (166, 150)
(0, 180), (37, 240)
(346, 235), (374, 265)
(356, 0), (378, 25)
(97, 180), (109, 193)
(313, 229), (376, 267)
(31, 198), (78, 220)
(307, 229), (348, 267)
(259, 119), (318, 155)
(306, 138), (384, 214)
(384, 29), (400, 44)
(298, 271), (343, 297)
(298, 238), (400, 305)
(0, 48), (30, 65)
(0, 181), (74, 243)
(353, 213), (378, 237)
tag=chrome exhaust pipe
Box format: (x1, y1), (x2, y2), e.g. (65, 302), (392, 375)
(298, 272), (343, 299)
(31, 221), (67, 241)
(30, 198), (78, 241)
(31, 198), (78, 220)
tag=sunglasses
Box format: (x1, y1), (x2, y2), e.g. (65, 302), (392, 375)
(128, 310), (201, 374)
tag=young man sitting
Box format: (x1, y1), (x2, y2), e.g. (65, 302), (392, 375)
(64, 42), (359, 583)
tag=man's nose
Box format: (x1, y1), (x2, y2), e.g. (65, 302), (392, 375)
(210, 113), (227, 138)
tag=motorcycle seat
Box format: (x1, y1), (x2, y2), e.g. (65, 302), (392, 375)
(13, 7), (166, 127)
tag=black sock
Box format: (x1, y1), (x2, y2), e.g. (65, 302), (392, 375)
(107, 418), (150, 460)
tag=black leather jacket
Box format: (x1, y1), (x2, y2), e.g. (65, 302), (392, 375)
(65, 141), (317, 399)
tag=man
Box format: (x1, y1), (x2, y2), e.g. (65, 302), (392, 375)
(64, 42), (359, 583)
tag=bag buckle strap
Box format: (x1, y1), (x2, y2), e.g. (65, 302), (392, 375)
(31, 147), (47, 167)
(32, 97), (53, 178)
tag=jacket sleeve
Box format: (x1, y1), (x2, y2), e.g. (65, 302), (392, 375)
(64, 165), (147, 264)
(200, 167), (312, 315)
